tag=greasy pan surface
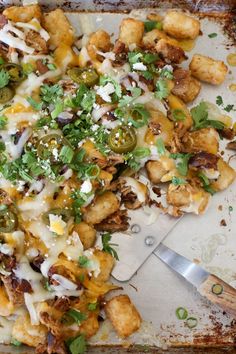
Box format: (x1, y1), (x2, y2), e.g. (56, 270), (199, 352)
(0, 1), (236, 353)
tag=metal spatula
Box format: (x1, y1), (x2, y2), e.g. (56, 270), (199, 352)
(111, 210), (182, 281)
(154, 243), (236, 317)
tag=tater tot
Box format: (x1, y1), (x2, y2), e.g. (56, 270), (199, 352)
(43, 9), (74, 48)
(119, 18), (144, 46)
(163, 11), (200, 39)
(172, 68), (201, 103)
(93, 250), (115, 282)
(155, 39), (186, 64)
(211, 159), (236, 191)
(105, 295), (141, 338)
(12, 315), (47, 347)
(88, 29), (112, 52)
(3, 4), (41, 22)
(189, 54), (228, 85)
(182, 127), (219, 155)
(82, 191), (120, 225)
(73, 221), (96, 250)
(142, 28), (179, 49)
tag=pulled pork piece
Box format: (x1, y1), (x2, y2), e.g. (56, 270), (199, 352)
(220, 128), (235, 140)
(37, 302), (63, 337)
(0, 188), (12, 205)
(25, 30), (48, 54)
(155, 39), (187, 64)
(171, 68), (201, 103)
(189, 152), (219, 170)
(0, 14), (7, 29)
(36, 332), (67, 354)
(36, 59), (49, 74)
(227, 140), (236, 150)
(1, 275), (32, 306)
(119, 177), (148, 210)
(95, 209), (129, 232)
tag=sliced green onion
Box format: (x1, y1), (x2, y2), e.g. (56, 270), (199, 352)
(186, 317), (198, 329)
(172, 109), (186, 121)
(156, 137), (166, 156)
(212, 283), (223, 295)
(132, 147), (151, 159)
(176, 307), (188, 320)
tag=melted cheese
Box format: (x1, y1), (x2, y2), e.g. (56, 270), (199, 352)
(49, 214), (67, 236)
(0, 22), (34, 54)
(1, 128), (32, 160)
(122, 177), (147, 203)
(17, 69), (61, 96)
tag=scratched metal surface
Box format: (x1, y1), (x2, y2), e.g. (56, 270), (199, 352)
(0, 1), (236, 353)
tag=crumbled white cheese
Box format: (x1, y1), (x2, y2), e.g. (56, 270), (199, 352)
(133, 62), (148, 71)
(80, 179), (92, 193)
(0, 244), (14, 256)
(96, 83), (115, 102)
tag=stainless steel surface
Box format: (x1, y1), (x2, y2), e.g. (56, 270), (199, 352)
(154, 243), (209, 288)
(110, 210), (181, 282)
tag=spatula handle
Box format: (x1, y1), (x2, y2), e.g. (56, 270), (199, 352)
(198, 274), (236, 317)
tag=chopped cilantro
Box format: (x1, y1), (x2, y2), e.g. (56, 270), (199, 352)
(144, 20), (163, 32)
(216, 95), (223, 106)
(47, 63), (57, 71)
(190, 101), (225, 130)
(0, 141), (5, 152)
(170, 153), (192, 176)
(59, 145), (74, 164)
(160, 67), (173, 79)
(27, 97), (43, 111)
(11, 338), (22, 346)
(51, 100), (64, 119)
(198, 172), (216, 195)
(172, 176), (186, 185)
(208, 33), (217, 38)
(67, 335), (87, 354)
(88, 302), (98, 311)
(156, 137), (166, 156)
(142, 53), (159, 64)
(155, 79), (169, 100)
(224, 104), (234, 113)
(128, 52), (143, 65)
(100, 75), (122, 98)
(40, 84), (63, 104)
(118, 87), (141, 108)
(71, 190), (93, 223)
(80, 90), (96, 112)
(102, 232), (119, 260)
(125, 147), (151, 171)
(0, 69), (10, 89)
(0, 115), (8, 129)
(78, 255), (91, 268)
(62, 309), (87, 325)
(0, 57), (4, 65)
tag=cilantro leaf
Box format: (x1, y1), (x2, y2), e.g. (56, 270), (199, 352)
(170, 153), (192, 176)
(88, 302), (97, 311)
(224, 104), (234, 113)
(172, 176), (186, 185)
(11, 338), (22, 347)
(190, 101), (225, 130)
(67, 335), (87, 354)
(198, 172), (216, 195)
(62, 309), (87, 325)
(156, 137), (166, 155)
(160, 67), (173, 79)
(100, 75), (122, 98)
(208, 32), (217, 38)
(102, 232), (119, 260)
(0, 115), (8, 129)
(118, 87), (141, 108)
(144, 20), (163, 32)
(59, 145), (74, 164)
(216, 95), (223, 106)
(78, 255), (91, 268)
(47, 63), (57, 71)
(27, 97), (43, 111)
(40, 84), (63, 104)
(128, 52), (143, 65)
(142, 53), (159, 64)
(125, 147), (151, 171)
(155, 79), (169, 100)
(0, 69), (10, 89)
(51, 100), (64, 119)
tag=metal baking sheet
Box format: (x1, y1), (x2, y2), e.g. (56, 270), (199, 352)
(0, 1), (236, 353)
